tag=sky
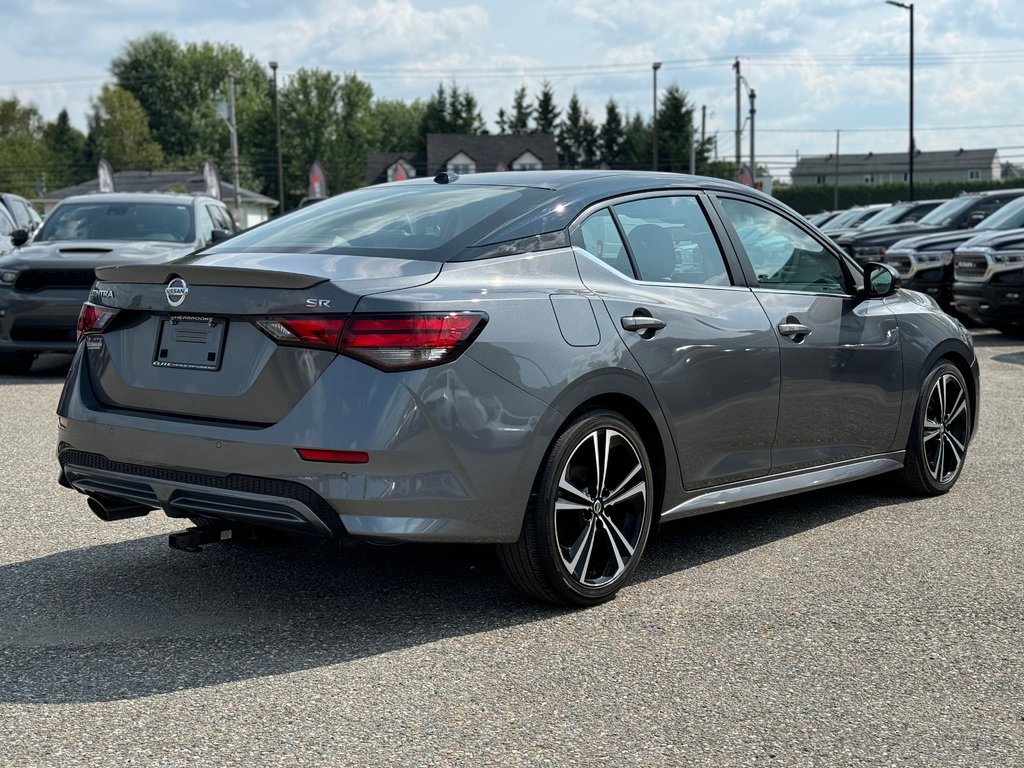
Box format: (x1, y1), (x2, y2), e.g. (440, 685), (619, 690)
(2, 0), (1023, 181)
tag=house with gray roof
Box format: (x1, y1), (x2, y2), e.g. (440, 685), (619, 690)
(791, 148), (1003, 187)
(35, 170), (278, 228)
(367, 133), (559, 185)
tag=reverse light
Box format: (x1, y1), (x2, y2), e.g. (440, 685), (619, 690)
(340, 312), (488, 371)
(76, 302), (120, 341)
(253, 316), (346, 351)
(296, 448), (369, 464)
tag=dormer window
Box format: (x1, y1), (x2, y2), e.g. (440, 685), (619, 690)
(447, 151), (476, 175)
(511, 151), (542, 171)
(387, 159), (416, 182)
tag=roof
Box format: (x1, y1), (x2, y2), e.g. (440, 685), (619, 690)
(366, 134), (561, 185)
(793, 148), (1000, 176)
(426, 133), (559, 174)
(55, 191), (220, 206)
(36, 170), (277, 207)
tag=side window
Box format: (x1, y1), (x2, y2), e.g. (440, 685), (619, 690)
(196, 205), (215, 244)
(577, 208), (633, 277)
(613, 196), (731, 285)
(0, 209), (13, 237)
(719, 198), (848, 294)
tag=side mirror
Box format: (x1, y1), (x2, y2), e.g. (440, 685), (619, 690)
(10, 229), (29, 247)
(209, 228), (233, 244)
(864, 262), (901, 299)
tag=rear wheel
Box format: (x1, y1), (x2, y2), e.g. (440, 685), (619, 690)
(898, 361), (971, 495)
(0, 351), (33, 375)
(498, 409), (654, 606)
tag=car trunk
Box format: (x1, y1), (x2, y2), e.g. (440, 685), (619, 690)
(83, 254), (442, 424)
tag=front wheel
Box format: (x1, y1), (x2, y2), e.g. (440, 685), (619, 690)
(898, 361), (972, 495)
(498, 409), (655, 606)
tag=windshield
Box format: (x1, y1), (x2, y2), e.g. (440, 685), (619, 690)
(35, 201), (195, 243)
(976, 196), (1024, 230)
(821, 208), (865, 230)
(916, 197), (977, 227)
(861, 204), (909, 228)
(207, 183), (549, 261)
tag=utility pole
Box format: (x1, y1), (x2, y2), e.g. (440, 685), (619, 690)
(749, 88), (756, 188)
(733, 58), (741, 170)
(226, 72), (242, 224)
(270, 61), (284, 215)
(652, 62), (662, 171)
(834, 130), (841, 209)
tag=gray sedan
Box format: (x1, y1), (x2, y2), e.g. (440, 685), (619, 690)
(57, 171), (978, 605)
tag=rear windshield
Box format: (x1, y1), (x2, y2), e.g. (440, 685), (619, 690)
(206, 183), (549, 261)
(35, 201), (195, 243)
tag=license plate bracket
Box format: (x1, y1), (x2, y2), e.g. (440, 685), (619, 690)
(153, 316), (226, 371)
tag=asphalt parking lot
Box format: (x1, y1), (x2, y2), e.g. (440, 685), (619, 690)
(1, 334), (1021, 767)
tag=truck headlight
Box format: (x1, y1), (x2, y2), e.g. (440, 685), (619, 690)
(0, 270), (18, 285)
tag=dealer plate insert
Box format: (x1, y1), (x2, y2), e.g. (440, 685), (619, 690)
(153, 315), (227, 371)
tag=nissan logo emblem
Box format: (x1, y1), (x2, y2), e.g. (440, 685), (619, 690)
(165, 277), (189, 307)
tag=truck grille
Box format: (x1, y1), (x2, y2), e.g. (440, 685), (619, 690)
(14, 269), (95, 292)
(954, 254), (988, 281)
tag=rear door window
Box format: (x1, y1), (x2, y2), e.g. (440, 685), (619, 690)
(612, 196), (731, 285)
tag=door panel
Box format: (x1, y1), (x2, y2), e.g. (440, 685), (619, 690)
(572, 193), (780, 489)
(755, 291), (902, 470)
(713, 195), (904, 471)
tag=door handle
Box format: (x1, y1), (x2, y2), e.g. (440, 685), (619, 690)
(621, 315), (667, 333)
(777, 322), (811, 338)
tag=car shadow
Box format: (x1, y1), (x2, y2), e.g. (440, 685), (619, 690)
(0, 353), (73, 384)
(970, 330), (1023, 348)
(0, 477), (910, 704)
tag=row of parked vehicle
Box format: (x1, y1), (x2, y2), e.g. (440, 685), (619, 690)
(0, 191), (239, 373)
(808, 189), (1024, 334)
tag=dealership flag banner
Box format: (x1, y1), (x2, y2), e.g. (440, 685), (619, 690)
(97, 159), (115, 192)
(202, 160), (222, 200)
(308, 162), (327, 199)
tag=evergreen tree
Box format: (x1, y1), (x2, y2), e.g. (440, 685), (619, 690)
(42, 109), (90, 189)
(556, 93), (585, 168)
(622, 112), (652, 170)
(495, 108), (509, 135)
(509, 85), (532, 135)
(533, 80), (559, 134)
(656, 84), (694, 173)
(599, 99), (626, 169)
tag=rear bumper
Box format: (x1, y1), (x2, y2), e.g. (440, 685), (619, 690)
(56, 346), (558, 544)
(0, 287), (85, 353)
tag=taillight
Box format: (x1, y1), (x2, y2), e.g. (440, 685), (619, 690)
(252, 312), (487, 371)
(253, 316), (345, 351)
(340, 312), (487, 370)
(76, 303), (119, 342)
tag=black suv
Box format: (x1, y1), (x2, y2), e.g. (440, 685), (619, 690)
(0, 192), (237, 373)
(951, 228), (1024, 334)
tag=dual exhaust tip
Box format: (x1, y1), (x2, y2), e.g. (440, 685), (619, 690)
(86, 494), (153, 522)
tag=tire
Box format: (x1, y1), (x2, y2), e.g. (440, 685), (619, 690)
(497, 409), (655, 606)
(0, 352), (33, 375)
(897, 361), (971, 495)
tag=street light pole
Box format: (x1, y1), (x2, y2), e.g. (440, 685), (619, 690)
(652, 61), (662, 171)
(886, 1), (914, 200)
(269, 61), (285, 214)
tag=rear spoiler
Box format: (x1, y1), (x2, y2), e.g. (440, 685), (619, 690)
(94, 264), (328, 290)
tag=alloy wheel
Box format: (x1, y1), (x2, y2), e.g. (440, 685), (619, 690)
(922, 372), (969, 483)
(553, 427), (649, 588)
